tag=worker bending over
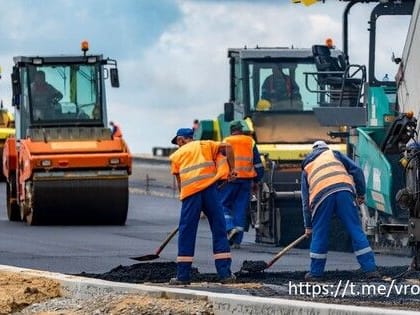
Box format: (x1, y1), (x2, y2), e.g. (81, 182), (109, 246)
(110, 121), (122, 139)
(169, 127), (237, 285)
(220, 121), (264, 248)
(301, 140), (379, 281)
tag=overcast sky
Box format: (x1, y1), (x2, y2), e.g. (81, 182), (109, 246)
(0, 0), (410, 154)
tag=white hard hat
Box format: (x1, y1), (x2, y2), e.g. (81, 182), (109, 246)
(312, 140), (328, 150)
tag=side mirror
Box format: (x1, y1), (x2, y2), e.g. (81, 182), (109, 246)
(224, 102), (234, 122)
(110, 68), (120, 88)
(11, 67), (21, 107)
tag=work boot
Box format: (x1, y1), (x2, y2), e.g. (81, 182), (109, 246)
(220, 274), (236, 284)
(169, 278), (191, 285)
(365, 270), (381, 280)
(304, 272), (323, 282)
(227, 228), (238, 245)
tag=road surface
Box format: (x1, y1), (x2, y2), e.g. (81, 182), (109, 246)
(0, 160), (410, 276)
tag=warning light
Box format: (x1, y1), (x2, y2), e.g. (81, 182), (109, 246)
(325, 38), (334, 48)
(81, 40), (89, 54)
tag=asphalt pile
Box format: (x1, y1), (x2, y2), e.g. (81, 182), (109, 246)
(76, 262), (420, 310)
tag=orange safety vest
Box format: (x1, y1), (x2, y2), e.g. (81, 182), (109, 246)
(304, 149), (354, 206)
(170, 140), (220, 200)
(223, 134), (256, 179)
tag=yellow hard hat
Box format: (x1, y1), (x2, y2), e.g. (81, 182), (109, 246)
(256, 99), (271, 111)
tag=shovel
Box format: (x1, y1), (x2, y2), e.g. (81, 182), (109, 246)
(240, 234), (307, 273)
(130, 226), (179, 261)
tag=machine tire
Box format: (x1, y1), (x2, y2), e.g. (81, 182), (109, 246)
(6, 174), (21, 221)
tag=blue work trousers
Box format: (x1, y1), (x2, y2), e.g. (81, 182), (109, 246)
(220, 179), (252, 245)
(177, 183), (231, 281)
(310, 190), (376, 276)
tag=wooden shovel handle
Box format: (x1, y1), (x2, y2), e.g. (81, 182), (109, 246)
(266, 234), (307, 269)
(155, 226), (179, 255)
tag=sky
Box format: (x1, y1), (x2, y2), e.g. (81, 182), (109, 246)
(0, 0), (410, 154)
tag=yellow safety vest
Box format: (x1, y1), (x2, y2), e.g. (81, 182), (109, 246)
(304, 149), (354, 206)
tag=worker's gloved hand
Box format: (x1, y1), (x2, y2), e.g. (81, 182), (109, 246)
(356, 195), (365, 205)
(305, 228), (312, 237)
(228, 170), (238, 181)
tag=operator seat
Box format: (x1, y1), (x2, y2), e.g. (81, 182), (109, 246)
(312, 44), (343, 84)
(312, 44), (365, 107)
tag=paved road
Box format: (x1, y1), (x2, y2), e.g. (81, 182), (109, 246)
(0, 161), (411, 276)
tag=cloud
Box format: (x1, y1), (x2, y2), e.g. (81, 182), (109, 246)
(112, 0), (345, 153)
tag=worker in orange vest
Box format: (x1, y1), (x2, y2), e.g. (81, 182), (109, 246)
(169, 127), (237, 285)
(301, 140), (379, 281)
(110, 121), (122, 139)
(220, 121), (264, 248)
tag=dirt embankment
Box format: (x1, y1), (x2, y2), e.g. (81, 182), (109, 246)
(0, 272), (61, 314)
(3, 269), (214, 315)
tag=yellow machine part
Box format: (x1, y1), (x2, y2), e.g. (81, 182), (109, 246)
(0, 110), (16, 174)
(243, 114), (347, 161)
(195, 119), (222, 141)
(0, 127), (15, 140)
(0, 110), (16, 140)
(257, 143), (347, 161)
(212, 119), (222, 141)
(291, 0), (318, 6)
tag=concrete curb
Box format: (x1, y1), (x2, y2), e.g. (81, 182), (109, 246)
(0, 265), (417, 315)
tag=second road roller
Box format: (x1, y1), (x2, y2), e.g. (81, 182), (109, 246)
(2, 42), (132, 225)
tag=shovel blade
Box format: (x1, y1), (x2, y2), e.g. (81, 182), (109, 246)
(130, 254), (160, 262)
(240, 260), (268, 273)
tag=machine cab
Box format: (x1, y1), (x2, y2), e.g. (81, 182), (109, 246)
(11, 54), (119, 140)
(225, 47), (356, 157)
(227, 48), (320, 115)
